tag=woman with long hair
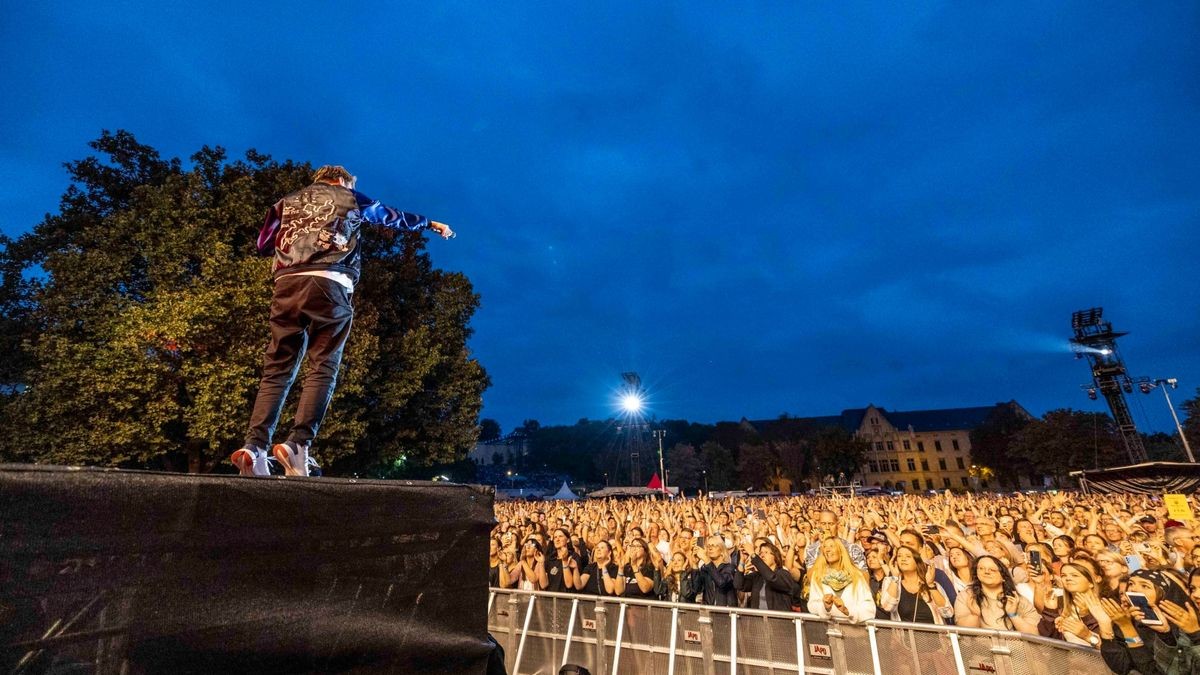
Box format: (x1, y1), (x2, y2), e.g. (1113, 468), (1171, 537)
(946, 545), (975, 596)
(1014, 519), (1039, 550)
(489, 536), (512, 589)
(806, 537), (875, 622)
(1092, 551), (1130, 602)
(665, 551), (699, 603)
(577, 539), (618, 595)
(737, 540), (795, 611)
(879, 546), (953, 625)
(1038, 562), (1104, 648)
(616, 537), (657, 599)
(1051, 535), (1076, 574)
(543, 527), (579, 593)
(517, 537), (548, 591)
(953, 555), (1039, 633)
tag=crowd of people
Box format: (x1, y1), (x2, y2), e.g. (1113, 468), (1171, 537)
(489, 490), (1200, 674)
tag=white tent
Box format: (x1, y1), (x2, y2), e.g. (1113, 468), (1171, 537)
(550, 481), (580, 501)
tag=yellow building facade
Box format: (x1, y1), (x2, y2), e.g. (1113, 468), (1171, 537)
(854, 401), (1031, 492)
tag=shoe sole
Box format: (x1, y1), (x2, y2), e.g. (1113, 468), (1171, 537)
(272, 444), (306, 476)
(230, 449), (255, 477)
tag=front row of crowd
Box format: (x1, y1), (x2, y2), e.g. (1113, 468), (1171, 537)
(489, 492), (1200, 675)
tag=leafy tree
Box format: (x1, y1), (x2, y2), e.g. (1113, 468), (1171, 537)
(479, 418), (502, 442)
(1143, 432), (1187, 462)
(0, 131), (488, 473)
(1182, 387), (1200, 452)
(737, 442), (776, 491)
(666, 442), (702, 490)
(808, 426), (868, 481)
(1008, 409), (1125, 486)
(969, 403), (1033, 489)
(699, 441), (736, 491)
(774, 439), (810, 488)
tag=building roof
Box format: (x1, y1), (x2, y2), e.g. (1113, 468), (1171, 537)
(745, 402), (1021, 436)
(877, 406), (998, 432)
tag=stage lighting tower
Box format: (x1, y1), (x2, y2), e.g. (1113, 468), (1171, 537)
(617, 372), (649, 485)
(1069, 307), (1147, 464)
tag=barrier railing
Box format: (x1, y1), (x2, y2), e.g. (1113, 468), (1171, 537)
(487, 588), (1107, 675)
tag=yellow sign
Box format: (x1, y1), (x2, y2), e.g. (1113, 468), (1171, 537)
(1165, 494), (1195, 521)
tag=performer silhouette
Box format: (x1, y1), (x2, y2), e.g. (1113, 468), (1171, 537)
(231, 165), (454, 476)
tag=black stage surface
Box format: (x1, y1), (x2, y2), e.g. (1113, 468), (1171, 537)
(0, 464), (495, 674)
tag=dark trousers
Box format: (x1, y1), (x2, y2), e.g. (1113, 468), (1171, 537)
(245, 274), (354, 449)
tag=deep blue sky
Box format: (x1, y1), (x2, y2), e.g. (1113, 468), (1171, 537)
(2, 3), (1198, 435)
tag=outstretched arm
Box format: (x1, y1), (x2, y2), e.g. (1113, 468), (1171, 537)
(352, 190), (454, 238)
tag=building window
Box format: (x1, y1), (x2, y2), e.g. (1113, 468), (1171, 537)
(886, 441), (895, 451)
(925, 479), (934, 490)
(934, 440), (943, 452)
(961, 477), (970, 487)
(891, 459), (900, 472)
(956, 457), (965, 470)
(907, 458), (916, 472)
(871, 416), (878, 425)
(903, 440), (911, 450)
(921, 459), (929, 471)
(952, 439), (961, 451)
(917, 441), (925, 452)
(875, 442), (883, 452)
(868, 461), (879, 473)
(943, 477), (952, 488)
(938, 458), (947, 471)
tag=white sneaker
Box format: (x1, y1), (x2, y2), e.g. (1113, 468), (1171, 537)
(272, 441), (310, 477)
(230, 446), (270, 476)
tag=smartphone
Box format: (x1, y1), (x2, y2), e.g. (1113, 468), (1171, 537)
(924, 525), (939, 535)
(1125, 555), (1144, 572)
(1126, 592), (1164, 626)
(1028, 550), (1042, 568)
(695, 535), (705, 548)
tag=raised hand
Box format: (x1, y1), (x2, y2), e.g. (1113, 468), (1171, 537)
(1099, 598), (1133, 629)
(1160, 600), (1200, 633)
(1057, 613), (1090, 640)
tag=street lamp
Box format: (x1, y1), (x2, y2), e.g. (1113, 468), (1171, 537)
(1140, 378), (1195, 463)
(652, 429), (667, 495)
(702, 469), (709, 495)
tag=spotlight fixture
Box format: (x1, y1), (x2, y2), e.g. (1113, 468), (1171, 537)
(1087, 389), (1098, 400)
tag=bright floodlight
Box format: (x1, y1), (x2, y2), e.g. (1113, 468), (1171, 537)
(621, 394), (644, 413)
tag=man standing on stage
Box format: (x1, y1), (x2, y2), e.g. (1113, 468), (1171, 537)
(231, 165), (454, 477)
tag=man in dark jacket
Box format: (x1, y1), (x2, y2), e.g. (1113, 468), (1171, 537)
(230, 165), (454, 477)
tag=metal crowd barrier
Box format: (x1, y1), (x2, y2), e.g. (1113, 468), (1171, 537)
(487, 588), (1107, 675)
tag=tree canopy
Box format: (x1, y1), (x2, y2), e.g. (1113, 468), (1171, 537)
(0, 131), (488, 474)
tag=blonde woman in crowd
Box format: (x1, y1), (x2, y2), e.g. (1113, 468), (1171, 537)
(807, 537), (876, 622)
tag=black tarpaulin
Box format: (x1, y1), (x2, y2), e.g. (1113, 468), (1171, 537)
(1071, 462), (1200, 495)
(0, 464), (495, 674)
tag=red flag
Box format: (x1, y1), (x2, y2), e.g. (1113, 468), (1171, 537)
(646, 473), (662, 489)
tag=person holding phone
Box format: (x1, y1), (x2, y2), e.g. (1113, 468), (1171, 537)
(1098, 568), (1200, 674)
(693, 535), (738, 607)
(736, 540), (795, 611)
